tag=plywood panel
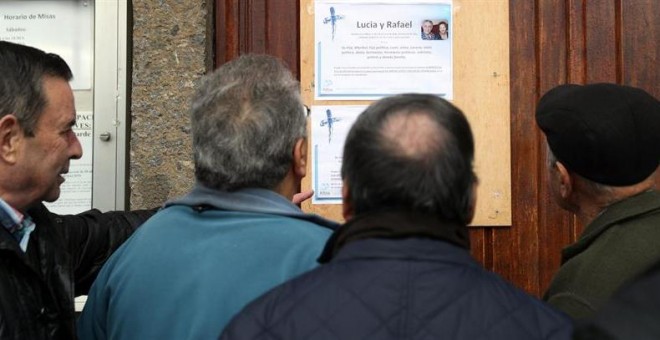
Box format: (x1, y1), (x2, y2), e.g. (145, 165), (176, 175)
(299, 0), (512, 226)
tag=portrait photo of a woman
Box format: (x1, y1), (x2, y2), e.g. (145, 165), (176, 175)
(438, 21), (449, 40)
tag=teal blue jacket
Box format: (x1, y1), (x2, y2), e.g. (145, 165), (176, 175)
(77, 184), (337, 340)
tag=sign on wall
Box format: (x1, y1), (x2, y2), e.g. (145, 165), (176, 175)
(315, 0), (453, 100)
(0, 1), (94, 90)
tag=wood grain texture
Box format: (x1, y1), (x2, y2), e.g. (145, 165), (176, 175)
(585, 0), (618, 83)
(621, 0), (659, 97)
(504, 0), (542, 295)
(620, 0), (660, 198)
(506, 0), (659, 296)
(536, 0), (575, 296)
(215, 0), (300, 78)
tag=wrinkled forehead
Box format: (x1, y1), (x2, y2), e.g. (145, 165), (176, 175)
(38, 76), (76, 125)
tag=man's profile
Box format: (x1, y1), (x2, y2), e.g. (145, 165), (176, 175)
(538, 83), (660, 319)
(0, 41), (152, 340)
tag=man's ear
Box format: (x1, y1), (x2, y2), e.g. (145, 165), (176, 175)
(555, 161), (573, 199)
(341, 180), (354, 221)
(292, 137), (307, 178)
(0, 115), (22, 164)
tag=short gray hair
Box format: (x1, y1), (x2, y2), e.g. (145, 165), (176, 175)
(191, 54), (306, 191)
(547, 148), (616, 200)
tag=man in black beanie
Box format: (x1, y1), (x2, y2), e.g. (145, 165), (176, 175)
(536, 83), (660, 320)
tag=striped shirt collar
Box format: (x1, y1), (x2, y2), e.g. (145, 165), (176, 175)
(0, 198), (35, 251)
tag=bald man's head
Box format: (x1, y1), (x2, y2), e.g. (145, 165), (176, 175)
(342, 94), (476, 224)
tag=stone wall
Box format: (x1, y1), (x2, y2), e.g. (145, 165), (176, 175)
(129, 0), (212, 209)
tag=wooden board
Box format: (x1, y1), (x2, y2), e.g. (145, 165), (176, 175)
(300, 0), (511, 226)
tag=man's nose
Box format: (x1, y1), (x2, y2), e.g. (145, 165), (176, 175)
(69, 132), (83, 160)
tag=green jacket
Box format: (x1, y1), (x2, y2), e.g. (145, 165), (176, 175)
(544, 190), (660, 319)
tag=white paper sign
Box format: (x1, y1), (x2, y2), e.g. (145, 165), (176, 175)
(0, 1), (94, 90)
(45, 111), (94, 215)
(311, 105), (366, 204)
(315, 0), (452, 100)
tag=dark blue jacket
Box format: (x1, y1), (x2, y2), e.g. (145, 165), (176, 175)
(221, 212), (572, 340)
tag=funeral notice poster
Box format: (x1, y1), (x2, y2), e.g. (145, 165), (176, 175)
(311, 105), (366, 204)
(315, 0), (453, 100)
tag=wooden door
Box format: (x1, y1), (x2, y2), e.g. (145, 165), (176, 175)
(507, 0), (660, 295)
(215, 0), (301, 78)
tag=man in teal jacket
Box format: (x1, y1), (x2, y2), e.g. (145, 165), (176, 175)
(538, 83), (660, 319)
(77, 54), (338, 339)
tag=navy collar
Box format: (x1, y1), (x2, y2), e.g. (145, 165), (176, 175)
(319, 210), (469, 263)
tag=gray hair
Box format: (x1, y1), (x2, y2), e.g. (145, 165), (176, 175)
(191, 54), (306, 191)
(547, 148), (616, 200)
(0, 41), (73, 136)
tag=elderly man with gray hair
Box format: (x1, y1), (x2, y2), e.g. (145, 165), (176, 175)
(77, 54), (338, 339)
(538, 83), (660, 320)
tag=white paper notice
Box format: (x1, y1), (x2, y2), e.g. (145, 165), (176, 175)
(312, 105), (367, 204)
(45, 112), (94, 215)
(0, 1), (94, 90)
(315, 0), (452, 100)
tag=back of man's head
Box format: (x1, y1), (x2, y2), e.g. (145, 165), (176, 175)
(191, 54), (306, 191)
(341, 93), (476, 224)
(536, 83), (660, 187)
(0, 41), (72, 136)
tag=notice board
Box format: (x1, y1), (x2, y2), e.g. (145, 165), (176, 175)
(300, 0), (511, 226)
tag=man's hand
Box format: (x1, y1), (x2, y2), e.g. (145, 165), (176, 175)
(293, 190), (314, 205)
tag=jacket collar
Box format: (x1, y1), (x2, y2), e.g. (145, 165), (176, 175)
(0, 227), (23, 254)
(562, 190), (660, 263)
(0, 203), (54, 278)
(318, 210), (470, 263)
(164, 183), (339, 230)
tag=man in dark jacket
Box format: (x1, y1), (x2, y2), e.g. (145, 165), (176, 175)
(221, 93), (572, 339)
(0, 41), (154, 339)
(573, 260), (660, 339)
(537, 84), (660, 319)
